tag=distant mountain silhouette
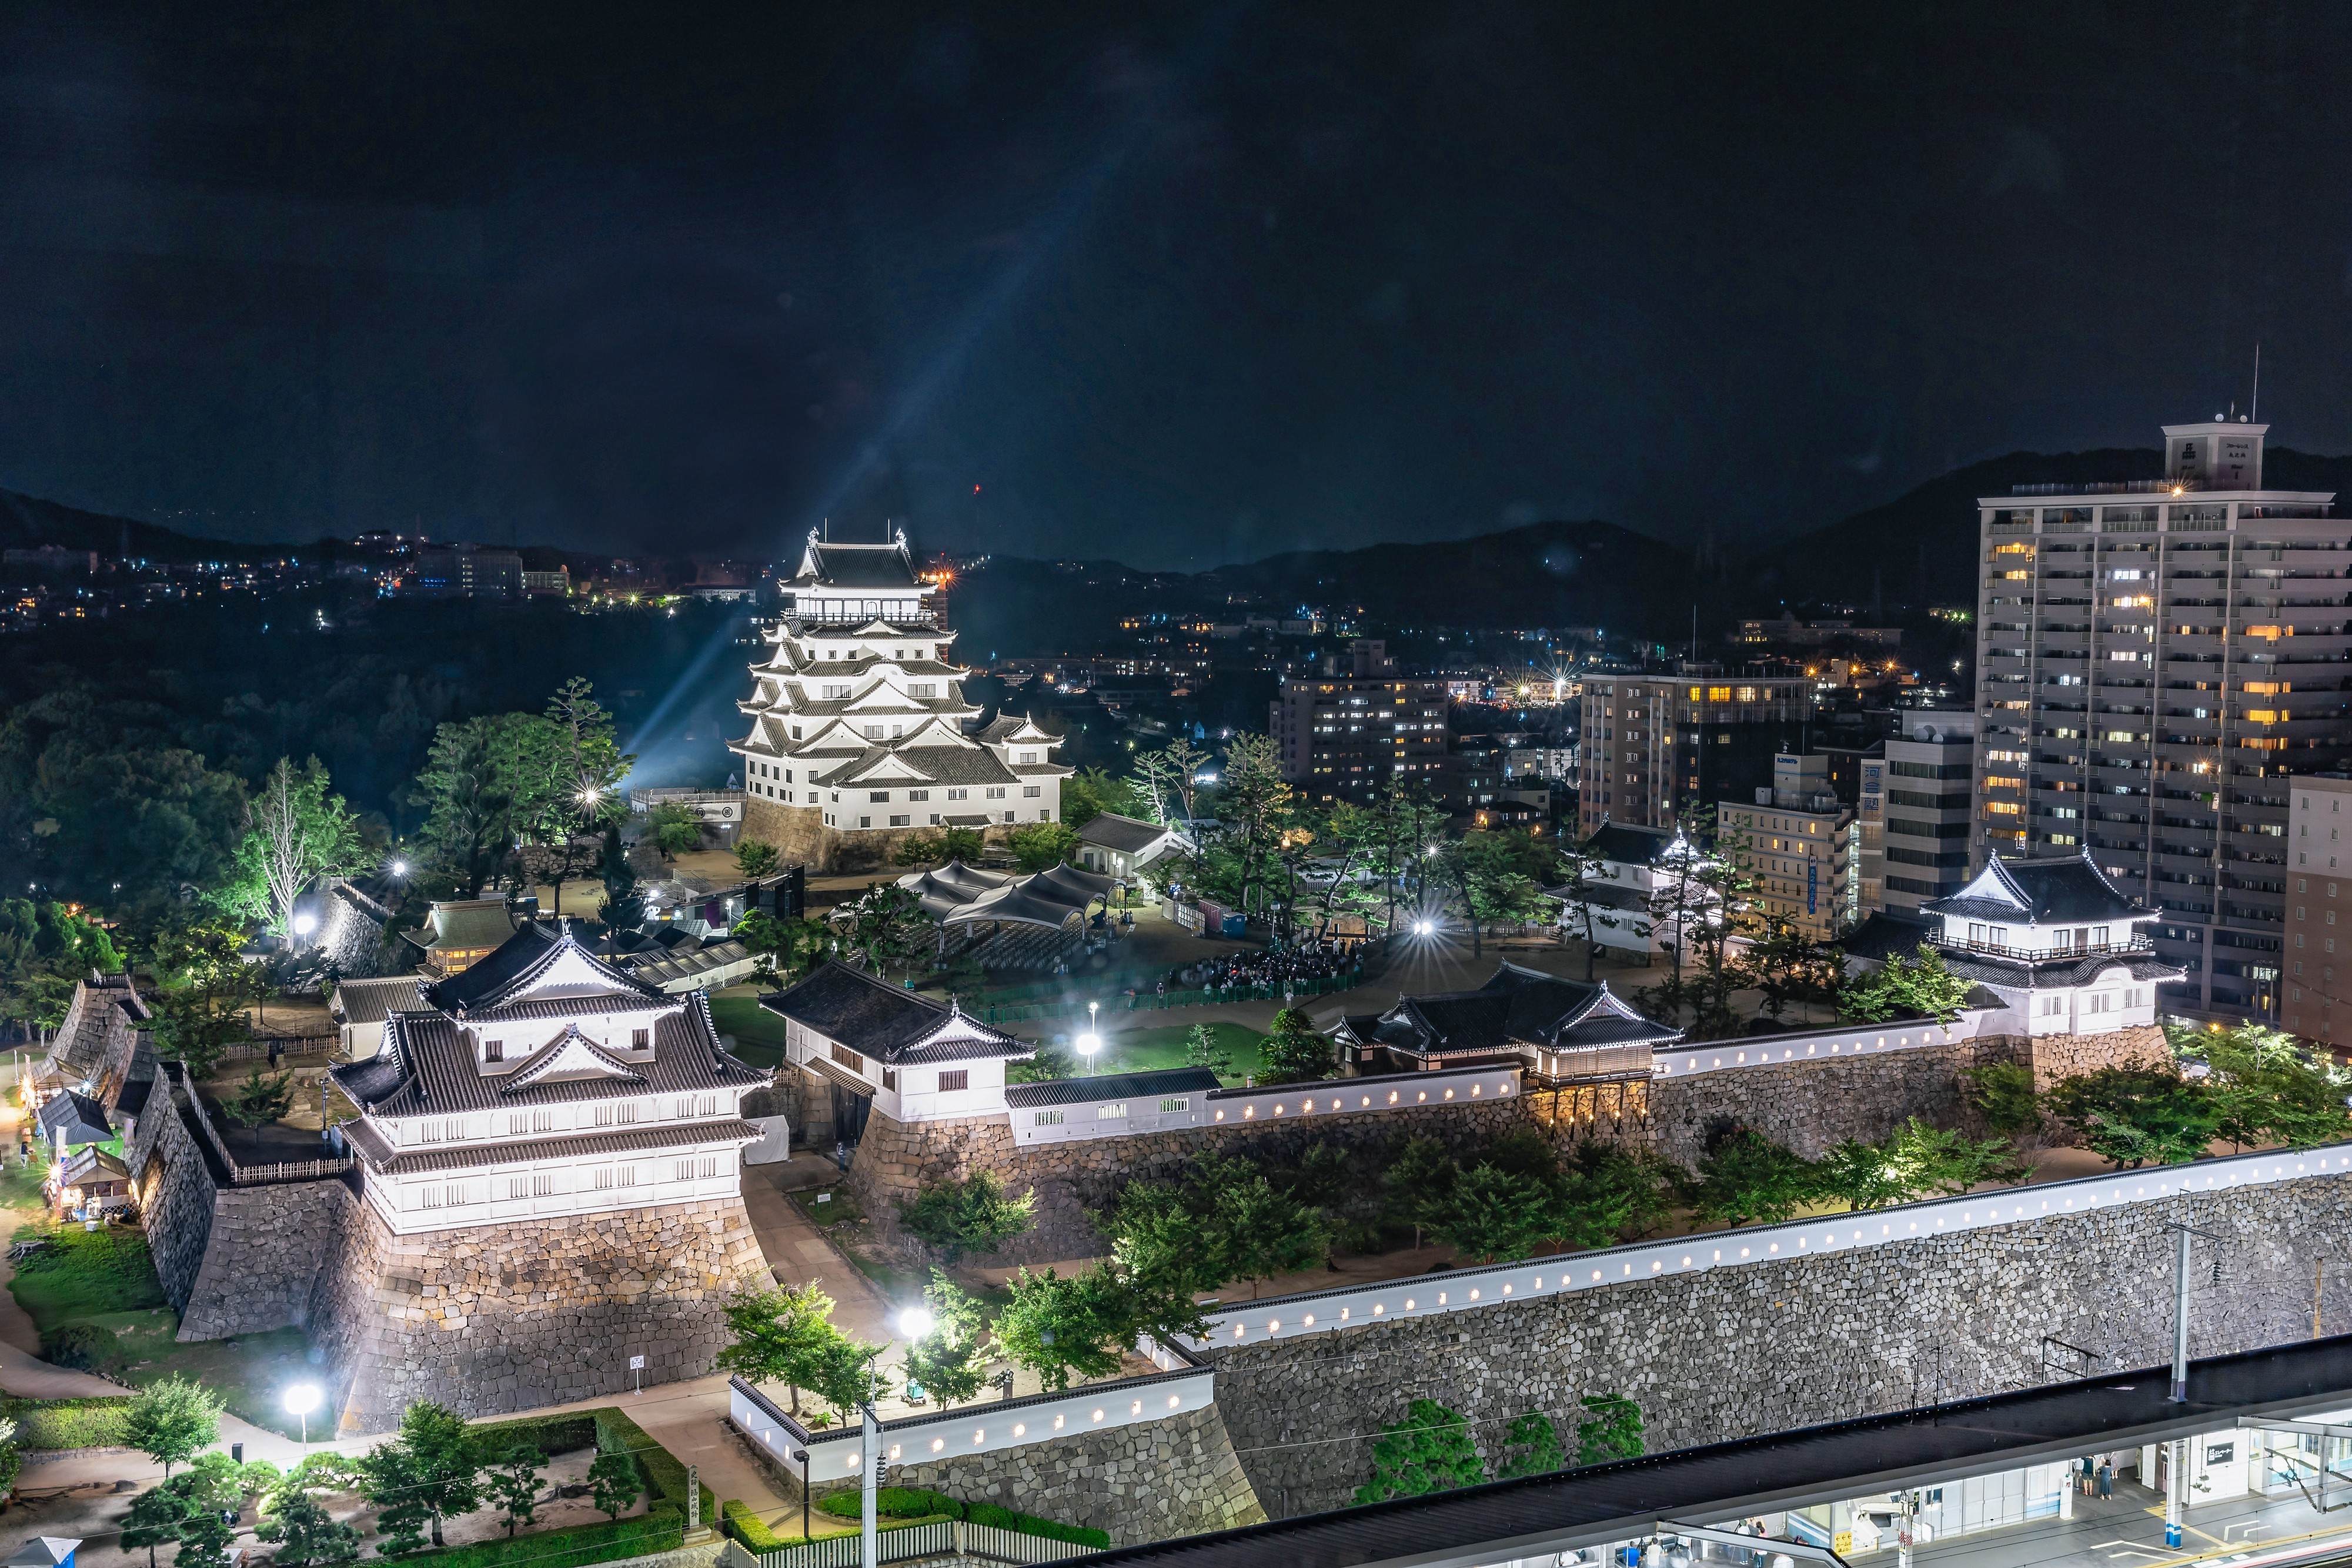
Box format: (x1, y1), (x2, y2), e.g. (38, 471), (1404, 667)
(0, 487), (242, 561)
(1755, 447), (2352, 613)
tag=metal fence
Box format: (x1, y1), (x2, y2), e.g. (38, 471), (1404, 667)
(754, 1520), (1093, 1567)
(223, 1034), (340, 1061)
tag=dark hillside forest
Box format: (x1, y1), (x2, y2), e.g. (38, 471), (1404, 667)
(0, 591), (753, 914)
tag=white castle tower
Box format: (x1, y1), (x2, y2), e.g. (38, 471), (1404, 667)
(732, 528), (1070, 870)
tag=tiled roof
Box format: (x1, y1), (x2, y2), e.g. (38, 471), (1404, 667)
(37, 1091), (111, 1142)
(759, 962), (1031, 1064)
(422, 900), (522, 952)
(1923, 851), (2153, 925)
(1361, 961), (1682, 1056)
(333, 975), (426, 1026)
(343, 1115), (761, 1175)
(61, 1146), (129, 1183)
(422, 921), (661, 1012)
(1581, 822), (1676, 867)
(794, 541), (921, 588)
(1077, 813), (1178, 854)
(330, 990), (763, 1118)
(1003, 1067), (1221, 1109)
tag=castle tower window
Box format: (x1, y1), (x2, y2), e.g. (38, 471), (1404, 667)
(938, 1070), (969, 1092)
(485, 1039), (503, 1062)
(632, 1028), (650, 1051)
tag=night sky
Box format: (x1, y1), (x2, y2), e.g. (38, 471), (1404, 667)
(2, 2), (2348, 569)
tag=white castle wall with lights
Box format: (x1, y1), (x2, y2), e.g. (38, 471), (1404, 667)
(719, 1139), (2352, 1536)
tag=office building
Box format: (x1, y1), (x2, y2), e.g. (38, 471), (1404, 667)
(1971, 418), (2352, 1019)
(1717, 753), (1855, 941)
(2282, 774), (2352, 1045)
(409, 545), (524, 601)
(1577, 670), (1809, 835)
(1879, 710), (1976, 914)
(1269, 640), (1449, 804)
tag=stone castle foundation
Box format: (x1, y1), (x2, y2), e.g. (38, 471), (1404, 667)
(741, 795), (1015, 875)
(1210, 1166), (2352, 1515)
(839, 1025), (2169, 1263)
(306, 1196), (771, 1432)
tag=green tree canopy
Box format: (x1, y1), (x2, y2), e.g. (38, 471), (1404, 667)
(123, 1373), (223, 1476)
(1575, 1394), (1645, 1464)
(1496, 1410), (1566, 1479)
(216, 756), (372, 938)
(1008, 821), (1080, 872)
(895, 1171), (1038, 1262)
(713, 1281), (848, 1417)
(1257, 1008), (1333, 1084)
(1681, 1126), (1818, 1226)
(2045, 1067), (2221, 1167)
(1837, 943), (1975, 1025)
(901, 1271), (994, 1407)
(1354, 1399), (1486, 1503)
(361, 1401), (483, 1550)
(733, 838), (781, 878)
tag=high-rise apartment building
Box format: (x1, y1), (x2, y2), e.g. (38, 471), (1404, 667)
(2281, 774), (2352, 1045)
(1880, 710), (1976, 914)
(1576, 670), (1809, 835)
(1971, 419), (2352, 1020)
(1269, 640), (1449, 804)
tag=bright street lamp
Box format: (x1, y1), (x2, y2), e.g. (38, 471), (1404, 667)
(897, 1306), (936, 1340)
(1077, 1000), (1102, 1075)
(290, 912), (318, 937)
(388, 858), (408, 877)
(284, 1382), (320, 1445)
(1413, 920), (1435, 937)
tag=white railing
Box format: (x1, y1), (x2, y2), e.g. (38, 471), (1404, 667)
(1180, 1141), (2352, 1352)
(1649, 1009), (2002, 1081)
(730, 1336), (1214, 1486)
(1008, 1065), (1523, 1146)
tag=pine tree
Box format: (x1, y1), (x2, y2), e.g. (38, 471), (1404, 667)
(1355, 1399), (1486, 1503)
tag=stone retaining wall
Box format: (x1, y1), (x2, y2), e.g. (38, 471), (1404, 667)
(1210, 1168), (2352, 1516)
(844, 1097), (1528, 1263)
(887, 1404), (1266, 1547)
(1646, 1026), (2166, 1165)
(178, 1178), (352, 1340)
(741, 796), (1012, 875)
(310, 1195), (773, 1432)
(127, 1076), (218, 1310)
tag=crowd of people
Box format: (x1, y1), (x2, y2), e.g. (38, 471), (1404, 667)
(1158, 943), (1362, 1001)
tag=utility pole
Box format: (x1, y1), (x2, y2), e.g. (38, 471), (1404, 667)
(1896, 1489), (1916, 1568)
(861, 1401), (880, 1568)
(2163, 1220), (2220, 1549)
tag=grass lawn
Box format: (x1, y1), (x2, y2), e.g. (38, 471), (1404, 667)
(1087, 1021), (1269, 1084)
(0, 1155), (49, 1211)
(709, 992), (786, 1068)
(8, 1222), (323, 1438)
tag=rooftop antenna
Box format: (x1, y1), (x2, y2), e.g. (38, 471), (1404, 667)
(2252, 343), (2261, 423)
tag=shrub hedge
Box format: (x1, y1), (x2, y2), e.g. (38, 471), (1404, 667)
(816, 1486), (961, 1522)
(464, 1414), (597, 1460)
(720, 1499), (787, 1551)
(385, 1405), (703, 1568)
(383, 1512), (681, 1568)
(1, 1396), (132, 1450)
(967, 1502), (1110, 1550)
(810, 1487), (1108, 1549)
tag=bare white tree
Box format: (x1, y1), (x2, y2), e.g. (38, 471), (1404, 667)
(226, 758), (369, 939)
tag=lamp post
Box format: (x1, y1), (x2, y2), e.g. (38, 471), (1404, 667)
(790, 1449), (810, 1542)
(1077, 1001), (1101, 1076)
(284, 1383), (319, 1447)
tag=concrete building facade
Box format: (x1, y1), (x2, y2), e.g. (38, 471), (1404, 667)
(1269, 640), (1448, 804)
(2283, 773), (2352, 1045)
(1880, 709), (1977, 914)
(1576, 670), (1809, 835)
(1717, 753), (1855, 941)
(1970, 419), (2352, 1020)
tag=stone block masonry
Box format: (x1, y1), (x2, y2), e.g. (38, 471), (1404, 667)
(845, 1096), (1528, 1264)
(1646, 1025), (2166, 1165)
(178, 1178), (352, 1340)
(886, 1405), (1266, 1547)
(309, 1195), (773, 1432)
(1207, 1168), (2352, 1516)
